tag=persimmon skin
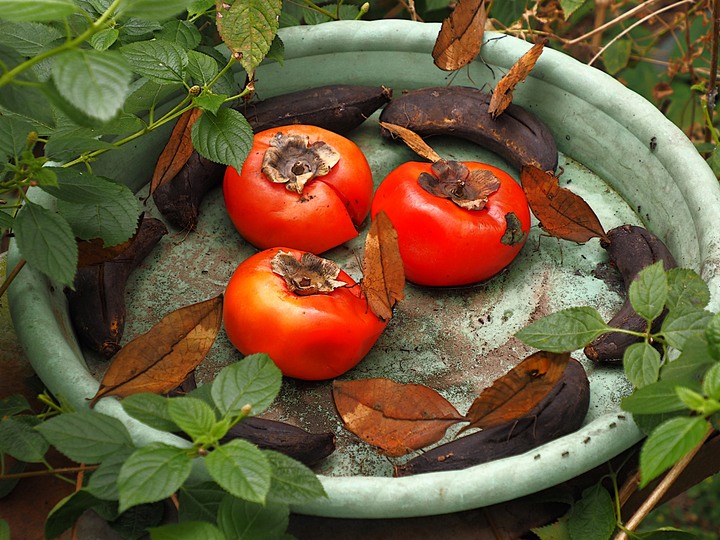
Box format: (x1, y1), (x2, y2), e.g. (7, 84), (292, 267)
(371, 162), (531, 287)
(223, 125), (373, 254)
(223, 248), (387, 381)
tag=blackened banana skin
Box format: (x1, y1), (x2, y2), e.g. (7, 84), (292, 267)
(379, 86), (558, 172)
(66, 215), (168, 359)
(394, 358), (589, 476)
(154, 85), (393, 231)
(584, 224), (677, 363)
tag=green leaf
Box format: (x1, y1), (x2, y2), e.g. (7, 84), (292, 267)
(157, 19), (202, 49)
(178, 482), (225, 523)
(559, 0), (588, 20)
(187, 50), (219, 87)
(705, 312), (720, 360)
(216, 495), (289, 540)
(515, 307), (609, 352)
(703, 363), (720, 400)
(118, 17), (163, 39)
(123, 77), (181, 114)
(121, 393), (179, 432)
(193, 92), (227, 115)
(265, 450), (327, 504)
(303, 4), (360, 24)
(0, 116), (35, 161)
(0, 395), (31, 416)
(0, 418), (49, 462)
(489, 0), (528, 27)
(621, 380), (692, 415)
(90, 27), (119, 51)
(531, 519), (571, 540)
(0, 21), (63, 56)
(0, 210), (13, 232)
(0, 519), (8, 540)
(120, 0), (196, 21)
(661, 306), (714, 350)
(633, 410), (689, 436)
(191, 106), (253, 171)
(0, 80), (55, 132)
(45, 490), (107, 540)
(639, 416), (709, 488)
(14, 199), (77, 288)
(42, 168), (119, 203)
(118, 443), (193, 513)
(188, 0), (215, 18)
(661, 335), (714, 384)
(211, 353), (282, 417)
(35, 410), (134, 463)
(675, 386), (707, 413)
(623, 342), (661, 388)
(628, 261), (667, 322)
(149, 521), (225, 540)
(602, 38), (632, 75)
(707, 145), (720, 177)
(85, 448), (134, 500)
(0, 0), (78, 22)
(215, 0), (282, 76)
(666, 268), (710, 311)
(120, 40), (188, 84)
(52, 50), (132, 122)
(167, 397), (218, 441)
(567, 484), (616, 540)
(205, 439), (271, 504)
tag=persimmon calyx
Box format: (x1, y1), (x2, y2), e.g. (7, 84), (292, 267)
(417, 160), (500, 210)
(262, 132), (340, 194)
(271, 251), (346, 296)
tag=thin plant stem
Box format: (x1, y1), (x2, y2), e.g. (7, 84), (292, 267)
(565, 0), (663, 45)
(0, 258), (26, 298)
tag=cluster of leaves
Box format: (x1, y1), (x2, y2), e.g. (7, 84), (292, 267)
(0, 354), (326, 539)
(516, 262), (717, 538)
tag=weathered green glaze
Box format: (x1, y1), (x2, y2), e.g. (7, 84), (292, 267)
(8, 20), (720, 518)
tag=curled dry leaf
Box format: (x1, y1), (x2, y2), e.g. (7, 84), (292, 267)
(432, 0), (487, 71)
(271, 250), (346, 296)
(361, 210), (405, 321)
(150, 108), (203, 195)
(89, 294), (224, 406)
(378, 122), (442, 163)
(332, 378), (464, 457)
(417, 160), (501, 211)
(521, 165), (608, 243)
(461, 351), (570, 434)
(488, 39), (546, 119)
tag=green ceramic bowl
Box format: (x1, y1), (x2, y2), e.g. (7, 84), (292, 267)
(8, 20), (720, 518)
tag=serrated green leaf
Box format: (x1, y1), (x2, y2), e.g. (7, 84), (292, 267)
(703, 363), (720, 400)
(191, 106), (252, 171)
(621, 380), (692, 415)
(623, 342), (661, 388)
(0, 395), (31, 416)
(118, 17), (163, 39)
(178, 482), (225, 523)
(121, 393), (179, 432)
(45, 490), (107, 540)
(196, 45), (236, 95)
(0, 116), (35, 161)
(602, 38), (632, 75)
(559, 0), (588, 20)
(661, 306), (714, 350)
(705, 312), (720, 360)
(14, 198), (77, 287)
(188, 0), (215, 18)
(149, 521), (225, 540)
(666, 268), (710, 311)
(123, 77), (182, 114)
(52, 50), (132, 122)
(632, 410), (689, 436)
(489, 0), (527, 27)
(515, 306), (609, 352)
(675, 386), (707, 413)
(0, 0), (78, 22)
(41, 168), (120, 203)
(187, 50), (219, 86)
(661, 335), (714, 384)
(707, 145), (720, 177)
(265, 35), (284, 65)
(531, 519), (571, 540)
(120, 39), (188, 84)
(120, 0), (196, 21)
(44, 133), (117, 161)
(167, 397), (218, 441)
(639, 416), (709, 488)
(217, 494), (289, 540)
(205, 439), (271, 503)
(211, 353), (282, 417)
(567, 484), (616, 540)
(0, 418), (49, 462)
(265, 450), (326, 504)
(215, 0), (282, 75)
(158, 19), (201, 49)
(635, 528), (703, 539)
(303, 3), (360, 24)
(85, 448), (134, 500)
(629, 261), (667, 322)
(35, 410), (134, 463)
(118, 443), (193, 513)
(193, 92), (226, 115)
(90, 27), (119, 51)
(0, 81), (55, 132)
(0, 21), (63, 55)
(0, 210), (13, 232)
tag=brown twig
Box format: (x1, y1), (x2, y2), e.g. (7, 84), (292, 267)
(0, 463), (98, 480)
(0, 258), (26, 298)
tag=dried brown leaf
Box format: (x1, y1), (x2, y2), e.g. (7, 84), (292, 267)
(488, 39), (546, 119)
(89, 295), (223, 406)
(378, 122), (442, 163)
(150, 108), (203, 195)
(461, 351), (570, 434)
(432, 0), (487, 71)
(333, 378), (464, 457)
(521, 165), (608, 243)
(361, 211), (405, 321)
